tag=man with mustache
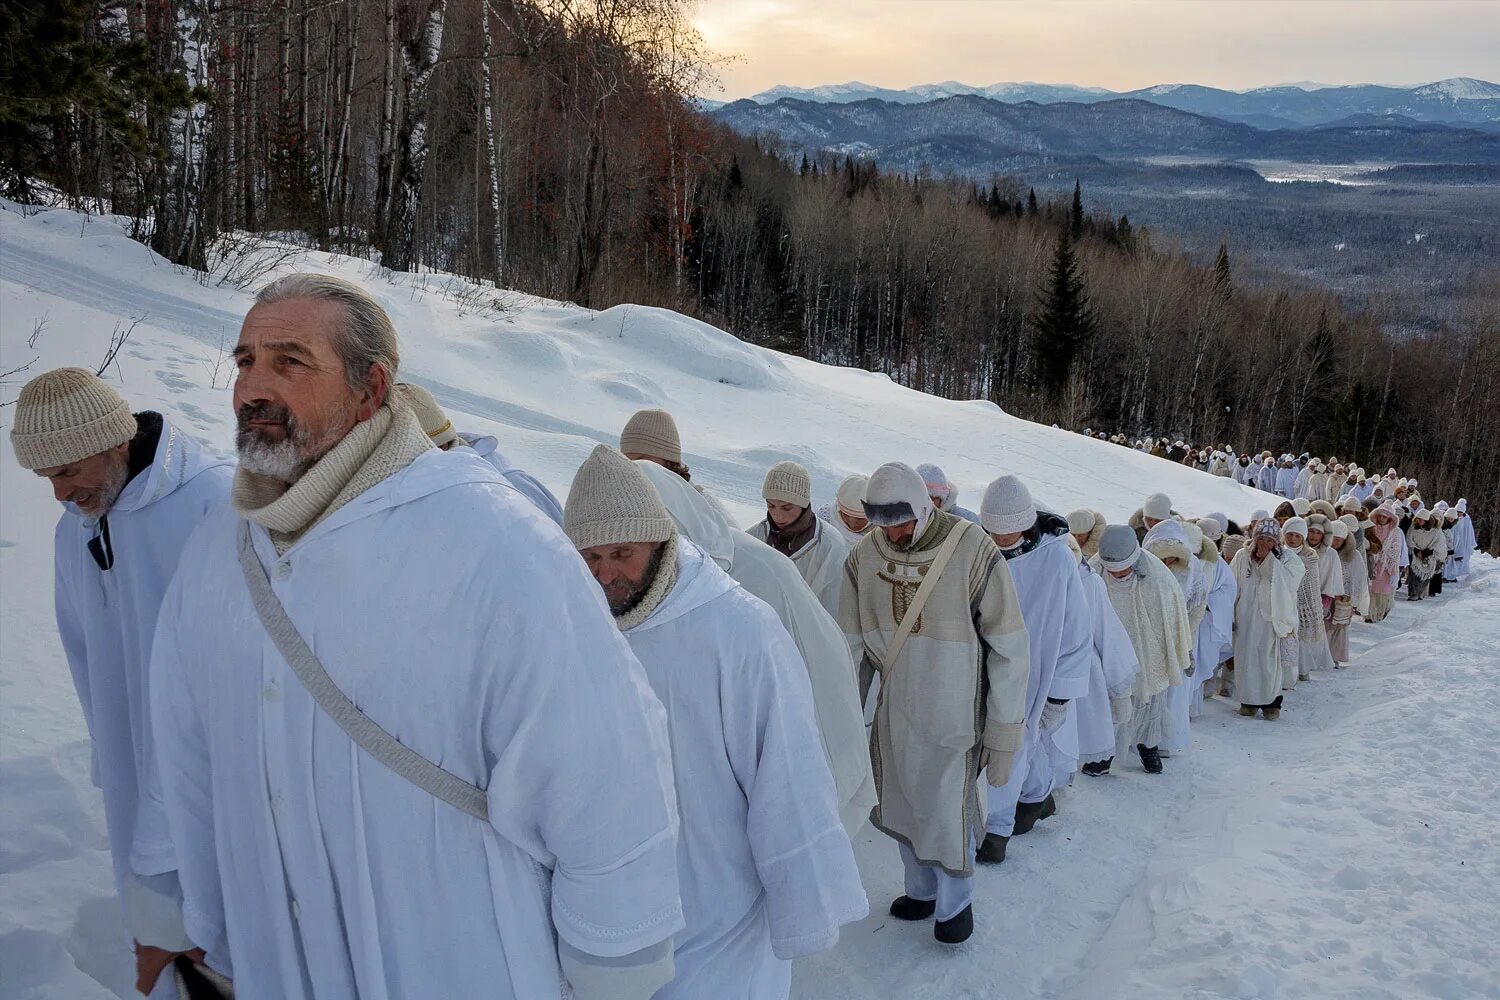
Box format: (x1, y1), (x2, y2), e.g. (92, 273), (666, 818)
(11, 367), (232, 995)
(147, 274), (685, 999)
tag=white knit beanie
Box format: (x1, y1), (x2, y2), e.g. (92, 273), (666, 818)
(835, 474), (869, 515)
(564, 444), (676, 550)
(1328, 519), (1350, 539)
(762, 461), (812, 508)
(9, 368), (137, 471)
(1291, 497), (1312, 517)
(396, 383), (458, 449)
(1283, 516), (1308, 538)
(1196, 517), (1223, 541)
(1065, 508), (1096, 535)
(1142, 492), (1173, 522)
(619, 409), (682, 465)
(980, 474), (1036, 535)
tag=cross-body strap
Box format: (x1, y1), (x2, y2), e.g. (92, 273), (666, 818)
(237, 521), (489, 822)
(882, 520), (970, 670)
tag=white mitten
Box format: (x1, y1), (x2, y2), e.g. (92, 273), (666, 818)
(1110, 695), (1134, 727)
(1039, 699), (1068, 731)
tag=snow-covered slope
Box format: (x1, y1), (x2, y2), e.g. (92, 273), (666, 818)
(3, 201), (1495, 999)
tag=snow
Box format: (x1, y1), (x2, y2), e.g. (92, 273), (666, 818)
(1412, 77), (1500, 101)
(3, 199), (1497, 999)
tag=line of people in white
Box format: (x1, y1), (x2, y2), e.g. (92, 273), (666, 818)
(10, 274), (1482, 998)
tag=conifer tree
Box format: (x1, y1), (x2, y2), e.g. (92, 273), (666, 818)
(1032, 228), (1097, 401)
(1070, 178), (1084, 238)
(1213, 241), (1233, 299)
(1027, 187), (1039, 216)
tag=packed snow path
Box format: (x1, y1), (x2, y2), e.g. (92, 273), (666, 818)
(797, 559), (1500, 1000)
(1, 201), (1495, 998)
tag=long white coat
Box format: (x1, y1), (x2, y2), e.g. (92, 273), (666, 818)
(148, 451), (685, 998)
(621, 540), (867, 998)
(1073, 562), (1141, 763)
(1190, 555), (1236, 717)
(1448, 515), (1477, 580)
(748, 516), (849, 618)
(638, 462), (876, 837)
(53, 417), (231, 938)
(456, 431), (563, 525)
(985, 532), (1093, 829)
(1231, 544), (1302, 705)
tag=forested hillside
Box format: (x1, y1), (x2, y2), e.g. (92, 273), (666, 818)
(2, 0), (1494, 548)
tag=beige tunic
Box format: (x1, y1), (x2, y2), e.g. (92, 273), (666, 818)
(839, 511), (1029, 877)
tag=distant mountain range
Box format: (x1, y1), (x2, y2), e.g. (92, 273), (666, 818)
(710, 94), (1500, 176)
(709, 78), (1500, 129)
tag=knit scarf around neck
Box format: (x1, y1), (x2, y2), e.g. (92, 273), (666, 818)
(764, 506), (816, 557)
(233, 405), (433, 553)
(616, 533), (680, 632)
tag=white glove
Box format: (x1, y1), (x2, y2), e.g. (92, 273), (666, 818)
(1039, 699), (1068, 732)
(1110, 695), (1134, 727)
(981, 748), (1017, 787)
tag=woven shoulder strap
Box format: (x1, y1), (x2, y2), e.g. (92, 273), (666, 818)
(882, 520), (971, 670)
(237, 522), (489, 821)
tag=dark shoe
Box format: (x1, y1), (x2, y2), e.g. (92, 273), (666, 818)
(1138, 744), (1164, 774)
(1263, 706), (1281, 721)
(1238, 705), (1258, 717)
(1081, 758), (1112, 776)
(889, 895), (936, 921)
(1013, 794), (1057, 835)
(934, 905), (974, 944)
(976, 833), (1008, 865)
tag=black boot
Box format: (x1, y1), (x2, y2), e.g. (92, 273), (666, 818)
(1013, 794), (1057, 835)
(889, 895), (936, 921)
(1138, 744), (1164, 774)
(975, 833), (1008, 864)
(934, 904), (974, 944)
(1081, 758), (1112, 776)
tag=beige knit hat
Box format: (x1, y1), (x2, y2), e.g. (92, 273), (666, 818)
(762, 460), (812, 508)
(395, 384), (458, 448)
(564, 444), (676, 550)
(9, 368), (137, 470)
(619, 409), (682, 465)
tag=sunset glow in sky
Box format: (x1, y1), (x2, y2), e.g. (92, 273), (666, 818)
(693, 0), (1500, 99)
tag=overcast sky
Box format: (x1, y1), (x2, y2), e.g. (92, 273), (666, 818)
(693, 0), (1500, 99)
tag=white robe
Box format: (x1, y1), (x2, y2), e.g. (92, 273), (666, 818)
(621, 540), (867, 998)
(53, 417), (231, 948)
(1293, 466), (1313, 498)
(639, 462), (875, 837)
(985, 533), (1092, 831)
(1190, 556), (1236, 717)
(148, 451), (685, 998)
(1449, 515), (1477, 580)
(1073, 563), (1140, 764)
(1231, 545), (1301, 706)
(748, 516), (849, 619)
(1316, 543), (1346, 600)
(456, 431), (563, 526)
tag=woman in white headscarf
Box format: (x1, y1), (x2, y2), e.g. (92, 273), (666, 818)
(1325, 518), (1358, 664)
(1231, 519), (1302, 719)
(818, 474), (873, 547)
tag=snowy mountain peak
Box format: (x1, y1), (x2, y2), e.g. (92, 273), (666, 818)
(1413, 77), (1500, 101)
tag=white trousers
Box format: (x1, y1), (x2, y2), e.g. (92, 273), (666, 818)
(899, 840), (974, 922)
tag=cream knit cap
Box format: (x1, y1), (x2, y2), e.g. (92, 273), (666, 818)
(980, 474), (1036, 535)
(1142, 492), (1173, 522)
(564, 444), (676, 550)
(619, 409), (682, 465)
(762, 460), (812, 508)
(1065, 508), (1097, 535)
(1196, 517), (1223, 541)
(834, 473), (868, 515)
(395, 384), (458, 448)
(10, 368), (137, 470)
